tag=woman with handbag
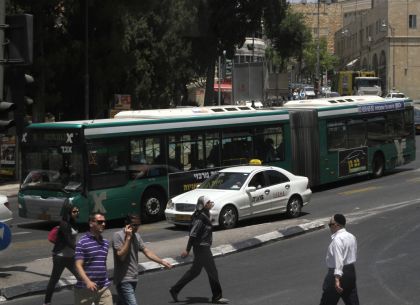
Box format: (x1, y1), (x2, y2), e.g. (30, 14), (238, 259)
(43, 200), (79, 305)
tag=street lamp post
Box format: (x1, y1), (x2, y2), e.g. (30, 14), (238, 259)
(381, 20), (395, 90)
(218, 50), (226, 106)
(316, 0), (320, 96)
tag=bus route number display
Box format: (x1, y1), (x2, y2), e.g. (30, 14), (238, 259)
(338, 147), (368, 177)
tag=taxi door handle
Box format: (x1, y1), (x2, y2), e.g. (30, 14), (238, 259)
(264, 189), (270, 195)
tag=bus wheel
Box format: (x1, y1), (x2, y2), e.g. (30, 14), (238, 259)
(219, 205), (238, 230)
(141, 189), (165, 223)
(286, 196), (302, 218)
(371, 154), (385, 178)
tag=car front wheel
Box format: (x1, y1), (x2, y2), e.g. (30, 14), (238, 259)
(286, 196), (302, 218)
(218, 205), (238, 230)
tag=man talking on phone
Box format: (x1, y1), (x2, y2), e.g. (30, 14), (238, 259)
(112, 214), (172, 305)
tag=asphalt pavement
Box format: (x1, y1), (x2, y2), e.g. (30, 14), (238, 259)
(0, 181), (325, 302)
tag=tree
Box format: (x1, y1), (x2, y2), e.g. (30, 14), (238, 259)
(264, 7), (312, 67)
(302, 38), (338, 84)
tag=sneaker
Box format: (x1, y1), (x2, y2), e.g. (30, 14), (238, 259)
(212, 297), (229, 304)
(169, 288), (179, 302)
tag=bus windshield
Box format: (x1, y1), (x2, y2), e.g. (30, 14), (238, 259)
(21, 145), (84, 192)
(356, 78), (380, 87)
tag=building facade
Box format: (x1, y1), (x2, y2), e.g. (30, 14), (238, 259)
(335, 0), (420, 99)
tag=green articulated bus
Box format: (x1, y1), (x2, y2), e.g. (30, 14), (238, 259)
(18, 96), (416, 223)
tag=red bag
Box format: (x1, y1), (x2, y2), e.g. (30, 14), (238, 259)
(48, 226), (59, 244)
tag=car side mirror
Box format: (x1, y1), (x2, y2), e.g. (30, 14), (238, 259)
(246, 186), (256, 193)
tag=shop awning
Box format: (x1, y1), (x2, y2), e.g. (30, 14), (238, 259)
(213, 83), (232, 92)
(346, 58), (359, 68)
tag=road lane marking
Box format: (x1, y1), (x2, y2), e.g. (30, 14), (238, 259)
(12, 231), (31, 236)
(9, 239), (50, 249)
(339, 186), (379, 195)
(407, 177), (420, 183)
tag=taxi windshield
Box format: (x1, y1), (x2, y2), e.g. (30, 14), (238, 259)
(199, 172), (249, 190)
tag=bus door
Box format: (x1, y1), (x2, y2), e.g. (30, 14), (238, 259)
(86, 140), (131, 219)
(289, 110), (320, 187)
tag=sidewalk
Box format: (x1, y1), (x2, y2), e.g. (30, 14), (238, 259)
(0, 182), (20, 198)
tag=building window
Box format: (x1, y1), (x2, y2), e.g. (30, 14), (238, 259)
(409, 15), (417, 29)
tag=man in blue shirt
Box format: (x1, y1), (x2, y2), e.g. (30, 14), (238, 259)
(74, 212), (113, 305)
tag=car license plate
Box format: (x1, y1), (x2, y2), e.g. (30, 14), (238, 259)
(175, 215), (191, 221)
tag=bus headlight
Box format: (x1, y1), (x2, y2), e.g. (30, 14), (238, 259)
(166, 199), (174, 210)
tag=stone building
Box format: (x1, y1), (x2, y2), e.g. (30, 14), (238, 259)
(335, 0), (420, 99)
(291, 1), (343, 54)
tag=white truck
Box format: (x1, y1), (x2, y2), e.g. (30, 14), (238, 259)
(354, 76), (382, 96)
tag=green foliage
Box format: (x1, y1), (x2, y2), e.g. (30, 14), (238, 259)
(302, 38), (338, 79)
(264, 6), (311, 64)
(6, 0), (306, 117)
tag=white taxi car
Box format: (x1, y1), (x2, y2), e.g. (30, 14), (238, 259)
(165, 166), (312, 229)
(0, 195), (12, 223)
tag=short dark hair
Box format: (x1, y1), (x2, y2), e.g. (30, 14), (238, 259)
(125, 214), (141, 224)
(333, 214), (346, 227)
(89, 212), (105, 223)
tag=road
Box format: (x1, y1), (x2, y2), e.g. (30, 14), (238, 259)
(4, 135), (420, 266)
(4, 194), (420, 305)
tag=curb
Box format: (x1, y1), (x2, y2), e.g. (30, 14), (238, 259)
(0, 221), (325, 301)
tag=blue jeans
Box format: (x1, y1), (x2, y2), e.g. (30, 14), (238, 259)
(116, 281), (138, 305)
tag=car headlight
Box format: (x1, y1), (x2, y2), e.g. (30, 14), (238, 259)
(166, 199), (174, 210)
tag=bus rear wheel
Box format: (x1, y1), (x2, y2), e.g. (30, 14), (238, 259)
(141, 189), (165, 223)
(371, 154), (385, 178)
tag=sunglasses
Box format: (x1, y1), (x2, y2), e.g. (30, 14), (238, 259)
(130, 223), (140, 228)
(95, 220), (106, 225)
(72, 210), (79, 214)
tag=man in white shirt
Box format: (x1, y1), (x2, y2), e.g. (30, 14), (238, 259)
(320, 214), (359, 305)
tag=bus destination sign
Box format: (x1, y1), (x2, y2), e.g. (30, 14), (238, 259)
(358, 101), (403, 114)
(24, 131), (80, 146)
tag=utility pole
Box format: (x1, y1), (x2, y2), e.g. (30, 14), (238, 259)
(0, 0), (5, 99)
(316, 0), (320, 95)
(84, 0), (89, 119)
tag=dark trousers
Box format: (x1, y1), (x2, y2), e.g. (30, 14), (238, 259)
(44, 255), (77, 303)
(172, 246), (222, 300)
(320, 264), (360, 305)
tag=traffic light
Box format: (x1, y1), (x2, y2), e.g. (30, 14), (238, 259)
(0, 101), (15, 133)
(225, 60), (233, 77)
(5, 14), (33, 65)
(6, 68), (34, 137)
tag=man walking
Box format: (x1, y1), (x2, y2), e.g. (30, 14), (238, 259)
(320, 214), (359, 305)
(112, 214), (172, 305)
(170, 196), (229, 304)
(74, 212), (113, 305)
